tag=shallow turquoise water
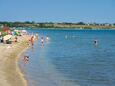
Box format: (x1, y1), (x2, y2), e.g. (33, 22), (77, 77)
(19, 29), (115, 86)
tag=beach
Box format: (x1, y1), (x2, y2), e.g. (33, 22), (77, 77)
(0, 35), (30, 86)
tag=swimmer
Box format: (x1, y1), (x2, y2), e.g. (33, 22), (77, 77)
(46, 36), (49, 42)
(94, 39), (98, 46)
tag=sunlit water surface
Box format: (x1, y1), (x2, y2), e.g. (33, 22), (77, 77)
(19, 29), (115, 86)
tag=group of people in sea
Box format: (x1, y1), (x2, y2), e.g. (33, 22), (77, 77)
(23, 33), (98, 64)
(27, 32), (49, 47)
(23, 33), (49, 64)
(41, 36), (49, 47)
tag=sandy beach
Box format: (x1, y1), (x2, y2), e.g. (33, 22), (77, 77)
(0, 35), (30, 86)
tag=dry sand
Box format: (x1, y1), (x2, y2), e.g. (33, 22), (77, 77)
(0, 35), (30, 86)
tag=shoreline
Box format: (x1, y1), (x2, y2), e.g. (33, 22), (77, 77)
(16, 47), (29, 86)
(18, 47), (30, 86)
(0, 35), (30, 86)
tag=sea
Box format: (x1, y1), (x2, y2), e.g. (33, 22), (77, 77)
(19, 29), (115, 86)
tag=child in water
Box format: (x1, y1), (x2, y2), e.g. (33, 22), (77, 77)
(23, 55), (29, 64)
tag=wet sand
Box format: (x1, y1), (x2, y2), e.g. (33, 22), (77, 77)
(0, 35), (30, 86)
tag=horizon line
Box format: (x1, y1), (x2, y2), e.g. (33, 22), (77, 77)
(0, 21), (114, 24)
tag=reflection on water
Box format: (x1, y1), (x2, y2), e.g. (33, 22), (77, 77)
(19, 29), (115, 86)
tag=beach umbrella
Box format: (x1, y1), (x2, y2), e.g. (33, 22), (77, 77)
(22, 30), (27, 33)
(3, 35), (12, 40)
(14, 30), (19, 32)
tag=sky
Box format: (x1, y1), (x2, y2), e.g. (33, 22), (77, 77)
(0, 0), (115, 23)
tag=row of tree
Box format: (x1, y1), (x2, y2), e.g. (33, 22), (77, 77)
(0, 21), (115, 28)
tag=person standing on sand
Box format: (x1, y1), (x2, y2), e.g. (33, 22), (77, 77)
(0, 38), (1, 43)
(14, 36), (18, 42)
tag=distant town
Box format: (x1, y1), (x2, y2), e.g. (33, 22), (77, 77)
(0, 21), (115, 29)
